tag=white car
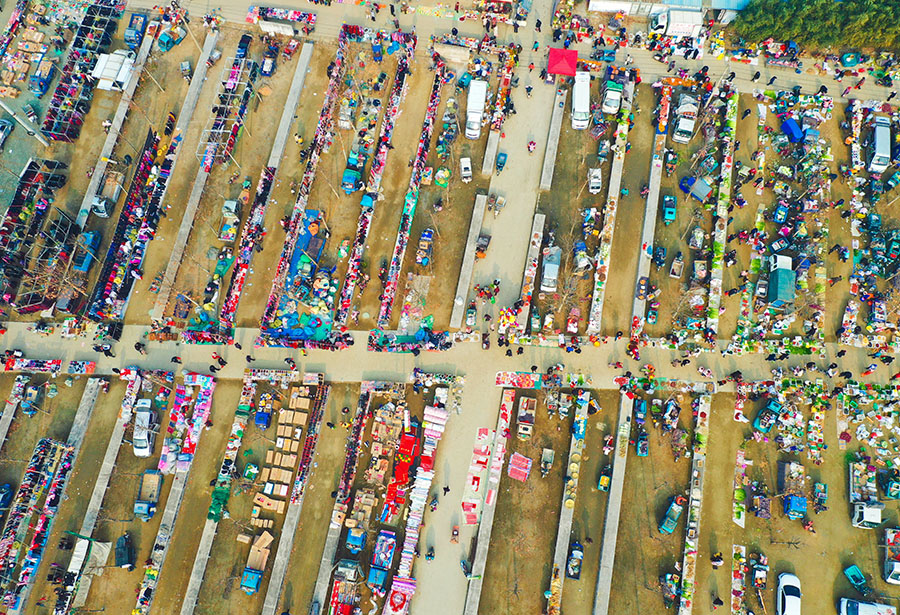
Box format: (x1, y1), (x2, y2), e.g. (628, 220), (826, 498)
(776, 573), (801, 615)
(133, 399), (156, 458)
(588, 168), (603, 194)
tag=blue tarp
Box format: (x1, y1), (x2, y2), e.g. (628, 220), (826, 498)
(782, 118), (803, 143)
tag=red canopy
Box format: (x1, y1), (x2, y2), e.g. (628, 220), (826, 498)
(547, 48), (578, 76)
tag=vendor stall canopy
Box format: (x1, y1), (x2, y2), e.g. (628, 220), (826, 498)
(548, 48), (578, 77)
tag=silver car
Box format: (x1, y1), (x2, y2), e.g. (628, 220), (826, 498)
(132, 399), (156, 458)
(0, 119), (12, 149)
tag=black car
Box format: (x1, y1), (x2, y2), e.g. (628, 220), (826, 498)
(236, 33), (252, 59)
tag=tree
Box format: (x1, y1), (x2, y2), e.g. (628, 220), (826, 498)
(734, 0), (900, 50)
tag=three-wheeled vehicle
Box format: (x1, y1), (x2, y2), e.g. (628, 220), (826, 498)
(843, 565), (873, 597)
(635, 429), (649, 457)
(475, 234), (491, 259)
(688, 227), (704, 251)
(24, 103), (38, 123)
(282, 39), (299, 60)
(597, 140), (610, 163)
(540, 448), (555, 477)
(653, 246), (666, 268)
(465, 303), (477, 327)
(662, 195), (677, 225)
(647, 301), (659, 325)
(460, 157), (473, 183)
(633, 398), (647, 424)
(670, 252), (684, 279)
(664, 150), (677, 176)
(597, 465), (612, 491)
(813, 482), (828, 513)
(206, 48), (222, 68)
(496, 152), (507, 173)
(566, 542), (584, 580)
(416, 229), (434, 266)
(658, 495), (686, 534)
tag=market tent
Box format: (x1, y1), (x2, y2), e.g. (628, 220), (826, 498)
(547, 48), (578, 76)
(781, 118), (803, 143)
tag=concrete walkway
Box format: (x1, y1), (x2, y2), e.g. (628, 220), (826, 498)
(591, 392), (632, 615)
(149, 31), (220, 321)
(539, 88), (567, 191)
(0, 376), (25, 451)
(449, 194), (488, 328)
(179, 519), (219, 615)
(630, 84), (666, 337)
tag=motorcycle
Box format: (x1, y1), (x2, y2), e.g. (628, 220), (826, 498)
(426, 546), (435, 561)
(527, 140), (536, 154)
(482, 332), (490, 350)
(430, 494), (438, 511)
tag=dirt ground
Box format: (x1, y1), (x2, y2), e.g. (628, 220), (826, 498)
(600, 84), (655, 338)
(609, 391), (896, 615)
(479, 388), (618, 615)
(276, 383), (360, 612)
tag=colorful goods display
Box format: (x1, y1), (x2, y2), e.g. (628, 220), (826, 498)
(87, 128), (176, 321)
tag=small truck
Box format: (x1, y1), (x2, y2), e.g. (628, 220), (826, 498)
(240, 531), (273, 595)
(134, 469), (162, 521)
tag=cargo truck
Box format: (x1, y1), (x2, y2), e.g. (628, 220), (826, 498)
(240, 531), (273, 595)
(884, 527), (900, 585)
(133, 469), (162, 521)
(671, 94), (698, 145)
(367, 530), (396, 597)
(28, 56), (56, 98)
(125, 13), (148, 50)
(516, 396), (537, 440)
(92, 171), (124, 218)
(649, 8), (704, 39)
(849, 458), (884, 529)
(465, 79), (488, 139)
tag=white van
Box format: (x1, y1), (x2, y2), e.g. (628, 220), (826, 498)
(571, 71), (591, 130)
(540, 245), (562, 292)
(869, 116), (892, 174)
(466, 79), (488, 140)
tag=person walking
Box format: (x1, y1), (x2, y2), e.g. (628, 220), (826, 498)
(534, 19), (541, 32)
(246, 355), (256, 363)
(767, 75), (776, 85)
(209, 365), (219, 373)
(751, 71), (760, 82)
(170, 356), (182, 364)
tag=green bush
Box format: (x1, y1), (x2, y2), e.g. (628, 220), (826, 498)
(734, 0), (900, 50)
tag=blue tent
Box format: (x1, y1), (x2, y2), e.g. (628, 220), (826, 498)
(781, 118), (803, 143)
